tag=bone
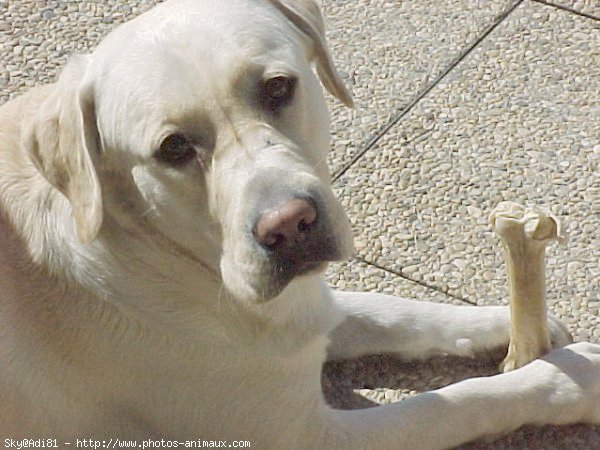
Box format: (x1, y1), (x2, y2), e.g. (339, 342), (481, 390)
(489, 202), (568, 372)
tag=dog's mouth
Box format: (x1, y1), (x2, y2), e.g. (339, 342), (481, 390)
(296, 261), (327, 276)
(248, 261), (327, 303)
(243, 241), (341, 303)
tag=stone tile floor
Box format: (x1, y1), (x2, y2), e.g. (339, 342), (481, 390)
(1, 0), (598, 448)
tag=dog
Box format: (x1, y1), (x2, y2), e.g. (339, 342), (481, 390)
(0, 0), (598, 447)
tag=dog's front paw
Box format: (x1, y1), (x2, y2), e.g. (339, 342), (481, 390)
(535, 342), (600, 424)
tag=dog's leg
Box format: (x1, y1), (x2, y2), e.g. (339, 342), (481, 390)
(320, 342), (600, 449)
(327, 290), (572, 361)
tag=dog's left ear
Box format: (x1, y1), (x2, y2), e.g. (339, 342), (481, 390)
(24, 56), (103, 245)
(268, 0), (354, 107)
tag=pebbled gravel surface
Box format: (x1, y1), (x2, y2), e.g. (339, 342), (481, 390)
(321, 0), (518, 176)
(549, 0), (600, 17)
(0, 0), (162, 104)
(336, 3), (600, 341)
(325, 1), (600, 448)
(1, 0), (598, 448)
(326, 259), (461, 305)
(332, 0), (600, 345)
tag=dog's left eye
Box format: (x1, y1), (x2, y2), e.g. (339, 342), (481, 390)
(261, 75), (296, 112)
(154, 133), (197, 167)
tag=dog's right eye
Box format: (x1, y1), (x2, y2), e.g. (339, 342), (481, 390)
(155, 133), (197, 167)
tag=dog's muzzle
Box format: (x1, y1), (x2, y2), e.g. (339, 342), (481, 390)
(251, 196), (341, 296)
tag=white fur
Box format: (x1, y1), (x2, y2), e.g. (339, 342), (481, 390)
(0, 0), (598, 448)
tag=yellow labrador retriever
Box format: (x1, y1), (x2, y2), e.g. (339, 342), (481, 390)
(0, 0), (598, 447)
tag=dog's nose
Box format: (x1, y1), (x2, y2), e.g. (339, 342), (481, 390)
(255, 198), (317, 252)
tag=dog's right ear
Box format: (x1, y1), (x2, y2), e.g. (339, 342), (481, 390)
(24, 56), (103, 245)
(268, 0), (354, 108)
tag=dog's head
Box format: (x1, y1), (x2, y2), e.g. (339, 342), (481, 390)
(24, 0), (354, 304)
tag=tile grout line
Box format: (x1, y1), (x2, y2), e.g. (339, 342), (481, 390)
(332, 0), (525, 184)
(531, 0), (600, 20)
(355, 257), (479, 306)
(332, 1), (528, 305)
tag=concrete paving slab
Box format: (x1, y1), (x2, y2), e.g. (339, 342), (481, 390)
(0, 0), (163, 104)
(321, 0), (518, 176)
(334, 1), (599, 345)
(546, 0), (600, 17)
(326, 259), (460, 304)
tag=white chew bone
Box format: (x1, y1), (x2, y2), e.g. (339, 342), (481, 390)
(489, 202), (568, 372)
